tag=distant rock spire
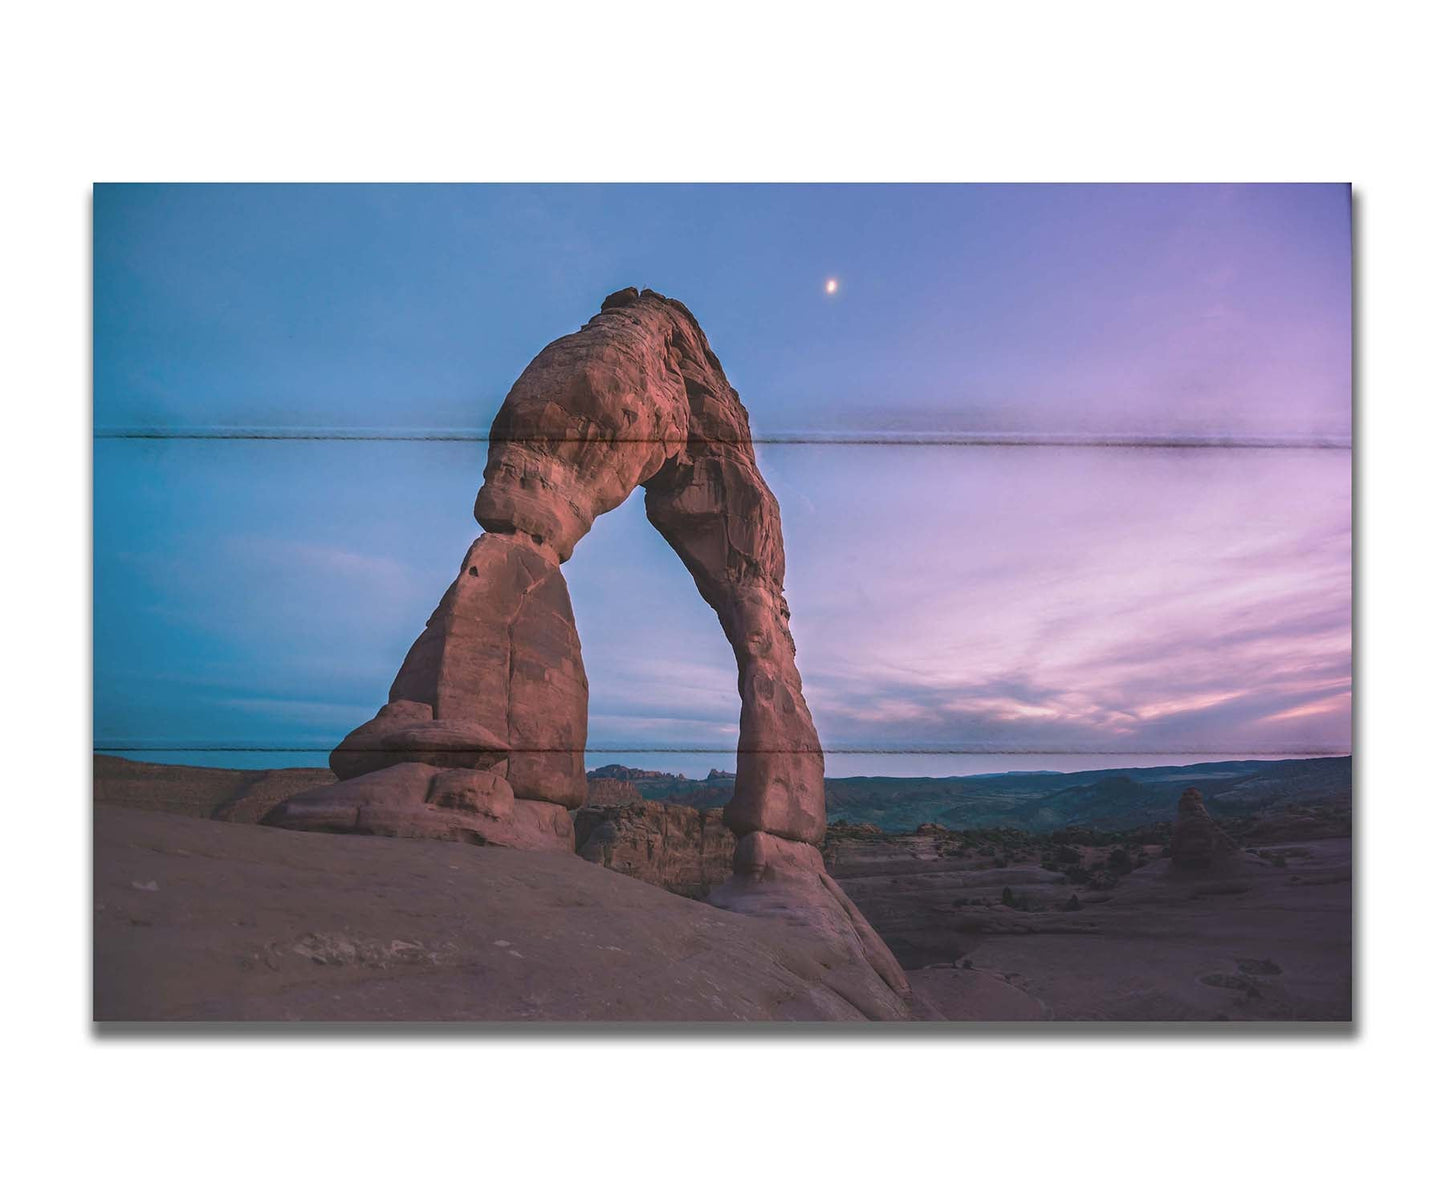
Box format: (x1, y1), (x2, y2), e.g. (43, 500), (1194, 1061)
(1170, 787), (1241, 873)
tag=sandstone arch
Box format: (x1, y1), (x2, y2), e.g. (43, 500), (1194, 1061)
(265, 288), (908, 1009)
(469, 286), (826, 845)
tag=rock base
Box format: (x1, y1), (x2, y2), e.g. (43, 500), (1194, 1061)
(330, 699), (509, 781)
(709, 831), (913, 1018)
(261, 761), (573, 854)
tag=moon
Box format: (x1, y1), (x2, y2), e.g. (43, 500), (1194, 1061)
(825, 278), (839, 295)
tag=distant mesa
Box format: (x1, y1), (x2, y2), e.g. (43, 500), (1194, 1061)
(584, 764), (737, 783)
(581, 777), (650, 805)
(586, 764), (688, 783)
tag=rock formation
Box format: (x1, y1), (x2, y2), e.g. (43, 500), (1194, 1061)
(261, 287), (908, 1004)
(573, 779), (736, 898)
(266, 761), (574, 852)
(1170, 787), (1241, 873)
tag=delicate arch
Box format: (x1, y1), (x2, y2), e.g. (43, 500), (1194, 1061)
(470, 286), (826, 844)
(265, 289), (907, 1012)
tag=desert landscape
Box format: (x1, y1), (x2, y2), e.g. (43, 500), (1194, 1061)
(94, 193), (1353, 1026)
(94, 752), (1351, 1021)
(97, 288), (922, 1021)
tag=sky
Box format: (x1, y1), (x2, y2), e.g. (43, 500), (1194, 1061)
(93, 184), (1352, 775)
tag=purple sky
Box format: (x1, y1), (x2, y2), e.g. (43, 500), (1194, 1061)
(94, 185), (1352, 774)
(568, 445), (1351, 769)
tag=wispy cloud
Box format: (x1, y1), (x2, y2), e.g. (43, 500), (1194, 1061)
(775, 446), (1351, 755)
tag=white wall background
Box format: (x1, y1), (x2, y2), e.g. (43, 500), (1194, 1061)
(5, 5), (1439, 1204)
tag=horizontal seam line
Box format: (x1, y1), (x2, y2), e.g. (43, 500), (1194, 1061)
(92, 429), (1352, 450)
(93, 745), (1352, 756)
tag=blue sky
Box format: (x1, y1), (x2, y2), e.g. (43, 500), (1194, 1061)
(94, 184), (1352, 773)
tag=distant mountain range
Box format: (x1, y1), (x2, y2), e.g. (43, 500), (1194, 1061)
(600, 756), (1352, 834)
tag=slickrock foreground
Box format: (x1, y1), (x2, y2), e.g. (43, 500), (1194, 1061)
(92, 759), (1351, 1020)
(260, 288), (908, 1008)
(94, 806), (912, 1022)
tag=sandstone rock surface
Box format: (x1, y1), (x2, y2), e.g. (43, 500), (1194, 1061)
(710, 831), (912, 999)
(262, 761), (574, 853)
(330, 700), (509, 781)
(94, 806), (912, 1021)
(381, 534), (588, 808)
